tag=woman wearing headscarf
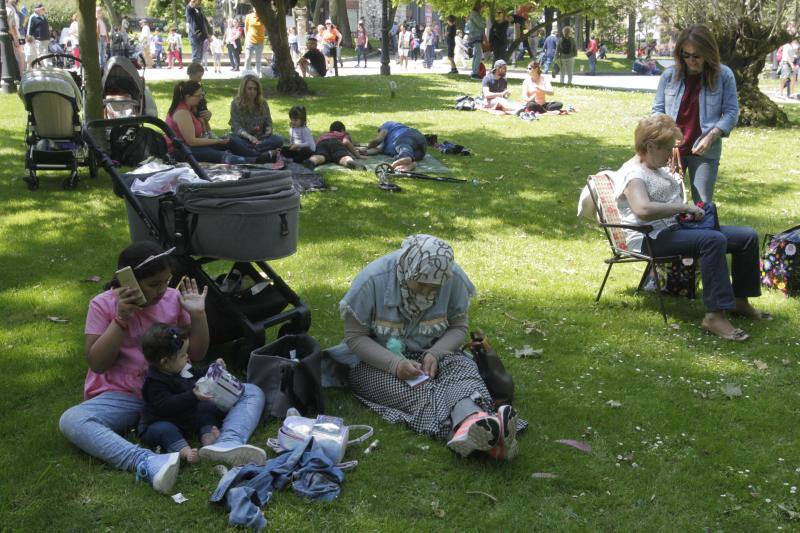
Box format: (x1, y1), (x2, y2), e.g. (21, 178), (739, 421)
(331, 234), (525, 460)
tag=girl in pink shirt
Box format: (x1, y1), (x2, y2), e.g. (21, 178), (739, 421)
(59, 242), (266, 494)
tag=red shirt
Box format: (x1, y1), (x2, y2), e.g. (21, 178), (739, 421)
(676, 73), (702, 157)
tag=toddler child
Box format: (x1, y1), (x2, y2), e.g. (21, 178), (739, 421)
(280, 105), (315, 163)
(23, 35), (35, 70)
(138, 323), (226, 463)
(304, 120), (367, 170)
(210, 32), (223, 73)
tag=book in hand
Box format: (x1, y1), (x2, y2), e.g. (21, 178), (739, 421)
(404, 372), (430, 388)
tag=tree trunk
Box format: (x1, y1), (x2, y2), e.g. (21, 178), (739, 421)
(544, 7), (554, 35)
(312, 0), (325, 27)
(252, 0), (309, 94)
(101, 0), (119, 27)
(626, 10), (636, 59)
(330, 0), (352, 47)
(77, 0), (103, 124)
(506, 10), (581, 62)
(574, 13), (583, 50)
(712, 17), (790, 127)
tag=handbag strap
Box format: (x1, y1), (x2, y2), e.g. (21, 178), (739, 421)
(669, 145), (683, 178)
(346, 425), (374, 446)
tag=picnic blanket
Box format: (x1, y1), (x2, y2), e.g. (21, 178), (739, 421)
(314, 153), (452, 174)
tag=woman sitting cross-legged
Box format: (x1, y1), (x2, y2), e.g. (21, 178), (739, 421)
(329, 234), (526, 460)
(165, 80), (277, 165)
(521, 60), (563, 114)
(614, 115), (769, 341)
(229, 74), (285, 153)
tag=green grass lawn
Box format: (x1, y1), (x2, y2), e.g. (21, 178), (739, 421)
(2, 74), (800, 531)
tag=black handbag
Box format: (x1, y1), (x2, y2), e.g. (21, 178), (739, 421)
(464, 330), (514, 408)
(247, 334), (325, 420)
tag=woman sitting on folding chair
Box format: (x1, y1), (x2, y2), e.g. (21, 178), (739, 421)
(614, 115), (769, 341)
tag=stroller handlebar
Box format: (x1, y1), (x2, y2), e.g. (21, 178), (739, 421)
(31, 53), (82, 68)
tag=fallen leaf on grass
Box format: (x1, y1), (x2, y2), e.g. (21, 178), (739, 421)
(494, 175), (504, 180)
(670, 323), (680, 330)
(721, 383), (742, 399)
(555, 440), (592, 454)
(514, 345), (543, 358)
(484, 157), (494, 162)
(560, 268), (577, 275)
(783, 359), (791, 367)
(47, 316), (69, 324)
(430, 500), (445, 518)
(754, 359), (768, 371)
(522, 320), (545, 336)
(531, 472), (557, 479)
(778, 504), (800, 520)
(606, 400), (622, 408)
(466, 490), (498, 503)
(83, 275), (102, 283)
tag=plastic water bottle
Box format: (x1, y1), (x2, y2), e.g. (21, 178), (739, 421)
(389, 80), (397, 99)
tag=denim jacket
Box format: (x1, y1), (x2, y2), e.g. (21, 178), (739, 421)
(652, 65), (739, 161)
(331, 250), (476, 367)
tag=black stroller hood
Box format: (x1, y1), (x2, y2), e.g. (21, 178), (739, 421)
(102, 56), (144, 102)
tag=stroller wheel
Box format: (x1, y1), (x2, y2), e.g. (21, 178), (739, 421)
(62, 174), (79, 190)
(23, 173), (39, 191)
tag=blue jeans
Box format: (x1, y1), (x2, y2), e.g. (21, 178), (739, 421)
(541, 54), (554, 73)
(244, 42), (264, 74)
(98, 39), (107, 70)
(185, 144), (253, 164)
(139, 401), (222, 453)
(227, 43), (240, 70)
(356, 45), (367, 65)
(231, 133), (284, 152)
(393, 130), (427, 162)
(424, 46), (435, 68)
(648, 225), (761, 312)
(59, 385), (264, 473)
(680, 154), (720, 203)
(587, 52), (596, 74)
(190, 35), (205, 63)
(470, 40), (483, 76)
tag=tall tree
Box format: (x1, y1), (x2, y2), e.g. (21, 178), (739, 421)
(626, 9), (636, 58)
(331, 0), (352, 47)
(251, 0), (309, 94)
(659, 0), (796, 127)
(77, 0), (103, 126)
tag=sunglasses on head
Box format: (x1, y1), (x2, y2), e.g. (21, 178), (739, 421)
(680, 51), (702, 60)
(134, 247), (176, 271)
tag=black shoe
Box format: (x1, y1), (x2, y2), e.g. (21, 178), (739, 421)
(255, 150), (277, 164)
(449, 69), (459, 74)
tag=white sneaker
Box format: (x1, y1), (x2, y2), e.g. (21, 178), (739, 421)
(199, 444), (266, 466)
(136, 452), (180, 494)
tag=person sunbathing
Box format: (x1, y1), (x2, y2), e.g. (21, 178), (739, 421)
(303, 121), (366, 170)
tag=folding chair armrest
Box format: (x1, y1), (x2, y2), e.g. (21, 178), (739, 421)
(600, 222), (654, 233)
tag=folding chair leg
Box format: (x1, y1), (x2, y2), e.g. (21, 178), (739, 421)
(596, 262), (614, 302)
(650, 261), (668, 323)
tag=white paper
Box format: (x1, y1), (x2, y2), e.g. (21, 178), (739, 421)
(404, 372), (430, 388)
(171, 493), (187, 504)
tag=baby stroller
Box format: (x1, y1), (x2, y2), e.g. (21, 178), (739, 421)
(83, 116), (311, 368)
(102, 55), (157, 118)
(19, 54), (97, 190)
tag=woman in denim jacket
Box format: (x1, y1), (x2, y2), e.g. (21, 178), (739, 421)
(331, 234), (525, 461)
(652, 24), (739, 203)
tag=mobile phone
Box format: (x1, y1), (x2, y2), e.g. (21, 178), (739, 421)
(405, 372), (430, 388)
(115, 266), (147, 306)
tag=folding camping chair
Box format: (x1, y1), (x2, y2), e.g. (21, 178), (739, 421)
(587, 173), (695, 323)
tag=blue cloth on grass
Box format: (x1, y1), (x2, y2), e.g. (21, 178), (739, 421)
(210, 436), (345, 531)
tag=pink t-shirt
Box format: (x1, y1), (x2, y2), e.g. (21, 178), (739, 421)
(166, 102), (204, 146)
(83, 288), (190, 400)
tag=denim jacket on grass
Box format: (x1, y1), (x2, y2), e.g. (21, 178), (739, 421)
(652, 65), (739, 161)
(330, 250), (476, 367)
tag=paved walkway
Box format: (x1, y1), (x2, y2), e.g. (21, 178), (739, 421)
(139, 54), (796, 104)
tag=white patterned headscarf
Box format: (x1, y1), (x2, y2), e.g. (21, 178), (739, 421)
(396, 234), (454, 319)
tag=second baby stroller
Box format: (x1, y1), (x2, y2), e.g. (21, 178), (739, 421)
(18, 56), (97, 190)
